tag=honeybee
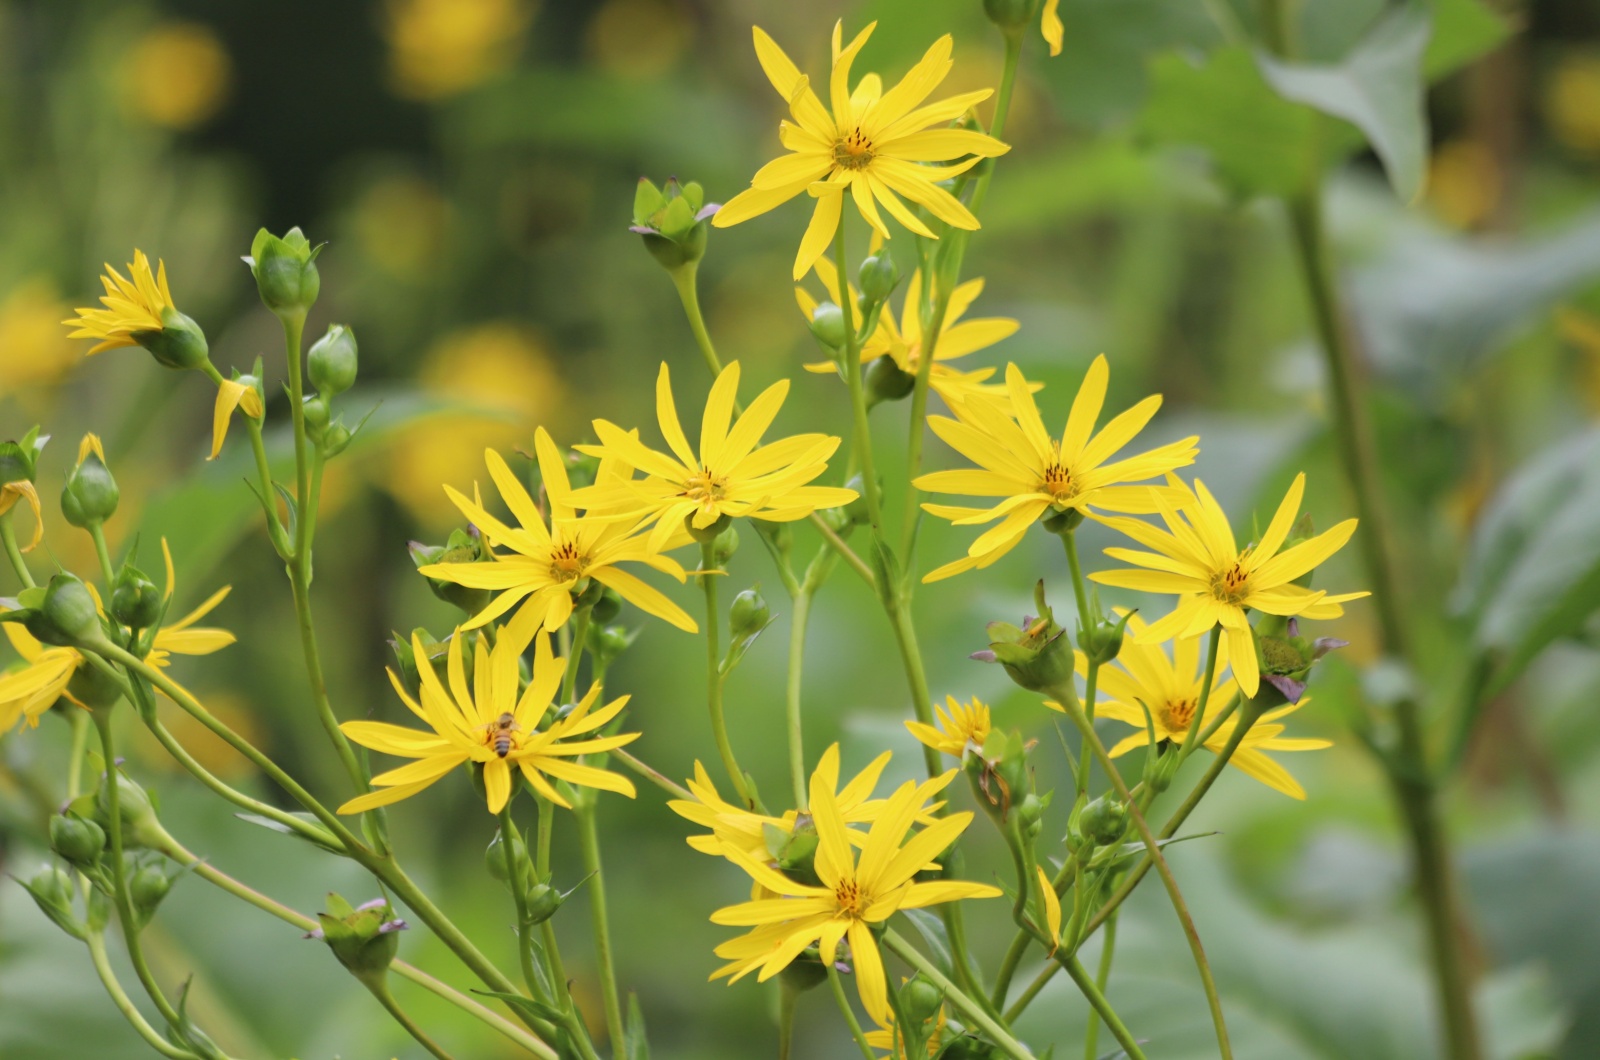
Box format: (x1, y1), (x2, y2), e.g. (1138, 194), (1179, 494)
(486, 712), (521, 758)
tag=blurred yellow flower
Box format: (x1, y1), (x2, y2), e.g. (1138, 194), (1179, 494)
(419, 429), (698, 635)
(63, 250), (175, 355)
(351, 175), (451, 279)
(587, 0), (690, 80)
(1042, 0), (1064, 57)
(0, 280), (79, 390)
(385, 0), (533, 101)
(1427, 139), (1501, 230)
(714, 22), (1010, 279)
(571, 361), (857, 552)
(916, 357), (1198, 582)
(381, 322), (564, 521)
(123, 22), (232, 129)
(1544, 52), (1600, 156)
(797, 259), (1022, 407)
(1556, 305), (1600, 414)
(905, 695), (989, 758)
(707, 745), (998, 1026)
(339, 625), (638, 815)
(1091, 473), (1367, 698)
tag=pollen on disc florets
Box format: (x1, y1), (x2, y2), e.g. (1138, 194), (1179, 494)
(548, 541), (587, 583)
(833, 128), (876, 170)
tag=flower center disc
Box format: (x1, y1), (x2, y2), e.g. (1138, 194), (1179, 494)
(833, 129), (875, 170)
(1042, 463), (1076, 504)
(834, 879), (866, 918)
(548, 542), (587, 583)
(1210, 561), (1250, 604)
(682, 467), (728, 505)
(1160, 698), (1196, 733)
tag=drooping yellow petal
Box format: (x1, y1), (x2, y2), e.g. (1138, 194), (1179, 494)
(210, 379), (262, 461)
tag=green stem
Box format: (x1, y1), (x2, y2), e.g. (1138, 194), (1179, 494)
(88, 523), (116, 586)
(84, 932), (199, 1060)
(68, 709), (90, 797)
(778, 981), (799, 1060)
(827, 963), (878, 1060)
(701, 540), (753, 807)
(0, 511), (35, 587)
(886, 601), (942, 780)
(612, 747), (693, 801)
(1061, 530), (1093, 641)
(669, 264), (724, 377)
(1061, 951), (1144, 1060)
(1083, 911), (1120, 1060)
(244, 418), (291, 558)
(1049, 688), (1232, 1059)
(1173, 630), (1222, 771)
(367, 977), (459, 1060)
(882, 929), (1034, 1060)
(280, 310), (312, 533)
(786, 586), (814, 808)
(500, 803), (547, 1002)
(833, 212), (884, 533)
(575, 800), (626, 1054)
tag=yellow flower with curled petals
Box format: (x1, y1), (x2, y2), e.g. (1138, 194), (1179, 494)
(904, 695), (990, 758)
(419, 428), (697, 635)
(210, 377), (264, 460)
(0, 481), (42, 553)
(915, 356), (1199, 582)
(714, 22), (1010, 280)
(0, 622), (83, 733)
(569, 361), (857, 552)
(707, 745), (999, 1026)
(1035, 864), (1061, 953)
(63, 251), (175, 355)
(146, 541), (236, 671)
(797, 259), (1023, 408)
(1089, 474), (1368, 698)
(339, 624), (638, 815)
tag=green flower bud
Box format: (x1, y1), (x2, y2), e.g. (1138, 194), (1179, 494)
(631, 177), (718, 271)
(138, 307), (211, 370)
(865, 354), (915, 406)
(524, 882), (564, 925)
(0, 427), (47, 485)
(67, 661), (123, 711)
(49, 813), (106, 865)
(1077, 607), (1133, 666)
(1253, 620), (1346, 708)
(22, 865), (82, 939)
(320, 421), (353, 457)
(246, 227), (321, 316)
(779, 952), (831, 993)
(486, 826), (537, 894)
(301, 395), (330, 437)
(411, 530), (492, 616)
(808, 302), (847, 349)
(111, 562), (163, 629)
(899, 972), (944, 1024)
(388, 628), (440, 699)
(60, 439), (119, 528)
(712, 524), (740, 564)
(307, 324), (358, 396)
(984, 0), (1041, 31)
(687, 512), (733, 546)
(32, 573), (105, 648)
(844, 475), (872, 526)
(968, 730), (1032, 822)
(308, 893), (406, 986)
(1040, 505), (1085, 535)
(729, 589), (770, 642)
(128, 861), (174, 927)
(586, 624), (635, 670)
(857, 249), (901, 305)
(94, 769), (168, 850)
(973, 581), (1075, 694)
(1017, 791), (1047, 841)
(590, 586), (623, 624)
(1077, 794), (1128, 846)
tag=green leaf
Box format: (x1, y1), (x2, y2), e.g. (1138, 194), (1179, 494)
(899, 908), (954, 979)
(1257, 3), (1432, 202)
(624, 993), (650, 1060)
(1453, 427), (1600, 698)
(234, 812), (342, 853)
(472, 989), (567, 1027)
(1424, 0), (1512, 80)
(1104, 831), (1221, 870)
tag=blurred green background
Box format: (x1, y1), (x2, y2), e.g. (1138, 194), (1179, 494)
(3, 0), (1600, 1056)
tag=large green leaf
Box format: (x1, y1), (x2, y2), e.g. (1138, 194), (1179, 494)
(1453, 427), (1600, 698)
(1257, 4), (1432, 202)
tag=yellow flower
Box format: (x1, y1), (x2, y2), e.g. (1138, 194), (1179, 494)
(905, 695), (990, 758)
(63, 251), (175, 355)
(123, 23), (232, 129)
(0, 623), (83, 734)
(0, 480), (42, 553)
(797, 259), (1022, 407)
(1090, 473), (1367, 698)
(1042, 0), (1064, 57)
(1035, 864), (1061, 953)
(1544, 52), (1600, 156)
(339, 624), (638, 815)
(713, 22), (1010, 280)
(707, 745), (999, 1026)
(385, 0), (533, 101)
(210, 378), (264, 461)
(570, 361), (858, 552)
(915, 356), (1199, 582)
(1047, 613), (1332, 798)
(146, 540), (237, 670)
(0, 280), (79, 390)
(866, 1005), (948, 1058)
(670, 751), (940, 866)
(419, 429), (698, 635)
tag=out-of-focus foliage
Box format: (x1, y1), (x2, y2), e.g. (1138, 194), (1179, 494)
(4, 0), (1600, 1057)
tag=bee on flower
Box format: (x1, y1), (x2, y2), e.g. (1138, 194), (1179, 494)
(714, 21), (1011, 279)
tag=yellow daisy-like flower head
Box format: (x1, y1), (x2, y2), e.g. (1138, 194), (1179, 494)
(916, 356), (1199, 582)
(1046, 613), (1332, 798)
(420, 428), (698, 636)
(0, 621), (84, 733)
(1090, 473), (1369, 698)
(905, 695), (990, 759)
(714, 22), (1011, 280)
(570, 361), (858, 552)
(64, 252), (210, 371)
(338, 623), (640, 816)
(0, 426), (48, 552)
(706, 745), (1000, 1026)
(797, 260), (1023, 408)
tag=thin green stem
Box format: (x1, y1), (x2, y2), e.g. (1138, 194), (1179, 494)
(68, 708), (91, 797)
(84, 932), (199, 1060)
(1173, 630), (1222, 771)
(562, 604), (593, 706)
(1083, 911), (1121, 1060)
(778, 981), (799, 1060)
(612, 747), (693, 801)
(1061, 950), (1144, 1060)
(827, 963), (878, 1060)
(1049, 687), (1232, 1059)
(833, 213), (883, 533)
(1061, 530), (1093, 641)
(882, 930), (1035, 1060)
(575, 800), (625, 1054)
(0, 511), (35, 587)
(886, 601), (942, 779)
(244, 418), (290, 558)
(701, 541), (753, 807)
(88, 523), (116, 586)
(786, 586), (814, 808)
(367, 977), (459, 1060)
(669, 264), (724, 377)
(500, 803), (546, 1002)
(281, 310), (312, 532)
